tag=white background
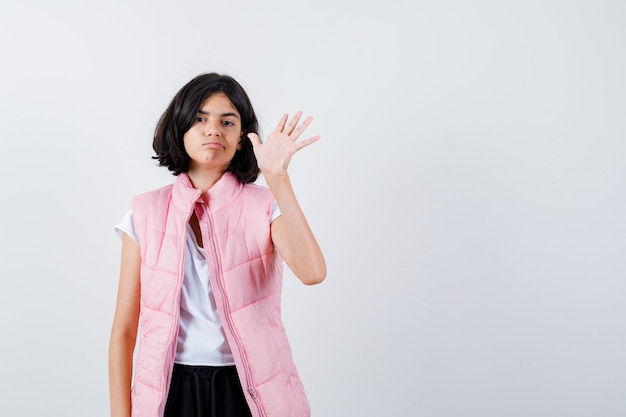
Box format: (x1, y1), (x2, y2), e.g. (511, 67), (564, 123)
(1, 0), (625, 416)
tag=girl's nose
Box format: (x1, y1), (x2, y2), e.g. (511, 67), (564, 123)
(205, 119), (221, 136)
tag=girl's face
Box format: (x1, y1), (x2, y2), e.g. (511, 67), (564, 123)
(183, 92), (243, 174)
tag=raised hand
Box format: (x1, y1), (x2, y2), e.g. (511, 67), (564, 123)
(247, 111), (320, 177)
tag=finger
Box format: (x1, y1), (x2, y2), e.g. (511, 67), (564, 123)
(284, 111), (303, 135)
(290, 115), (314, 141)
(274, 114), (289, 133)
(294, 135), (321, 151)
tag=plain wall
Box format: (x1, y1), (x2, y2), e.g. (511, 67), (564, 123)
(1, 0), (624, 416)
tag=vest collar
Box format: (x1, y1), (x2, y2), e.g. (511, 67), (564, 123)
(172, 172), (243, 214)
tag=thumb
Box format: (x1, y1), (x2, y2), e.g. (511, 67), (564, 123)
(247, 132), (261, 149)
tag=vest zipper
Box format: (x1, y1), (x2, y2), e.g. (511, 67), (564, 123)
(200, 203), (265, 417)
(158, 193), (201, 415)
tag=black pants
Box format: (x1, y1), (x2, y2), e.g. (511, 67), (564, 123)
(164, 364), (252, 417)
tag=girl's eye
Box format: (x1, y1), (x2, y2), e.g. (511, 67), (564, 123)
(195, 116), (205, 123)
(222, 120), (234, 126)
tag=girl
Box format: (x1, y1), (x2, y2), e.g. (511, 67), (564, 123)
(109, 73), (326, 417)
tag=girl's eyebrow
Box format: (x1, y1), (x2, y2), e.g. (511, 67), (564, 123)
(197, 109), (240, 119)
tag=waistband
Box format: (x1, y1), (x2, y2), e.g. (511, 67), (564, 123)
(170, 363), (239, 381)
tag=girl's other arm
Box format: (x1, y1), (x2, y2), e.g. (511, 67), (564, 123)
(108, 234), (141, 417)
(249, 112), (326, 285)
(268, 174), (326, 285)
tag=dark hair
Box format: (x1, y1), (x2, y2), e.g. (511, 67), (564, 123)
(152, 73), (260, 183)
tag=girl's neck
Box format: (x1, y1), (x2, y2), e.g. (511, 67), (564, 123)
(186, 167), (226, 194)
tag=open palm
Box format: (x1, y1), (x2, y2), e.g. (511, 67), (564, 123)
(248, 111), (320, 177)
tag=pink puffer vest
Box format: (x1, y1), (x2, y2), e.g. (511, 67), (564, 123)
(130, 172), (310, 417)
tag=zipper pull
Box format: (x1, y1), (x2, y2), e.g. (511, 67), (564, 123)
(248, 387), (257, 399)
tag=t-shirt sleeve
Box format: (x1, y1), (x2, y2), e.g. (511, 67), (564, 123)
(114, 209), (139, 244)
(270, 200), (281, 223)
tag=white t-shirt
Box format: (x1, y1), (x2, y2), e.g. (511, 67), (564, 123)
(115, 202), (280, 366)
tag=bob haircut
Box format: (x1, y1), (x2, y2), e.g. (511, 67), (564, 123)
(152, 73), (260, 183)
